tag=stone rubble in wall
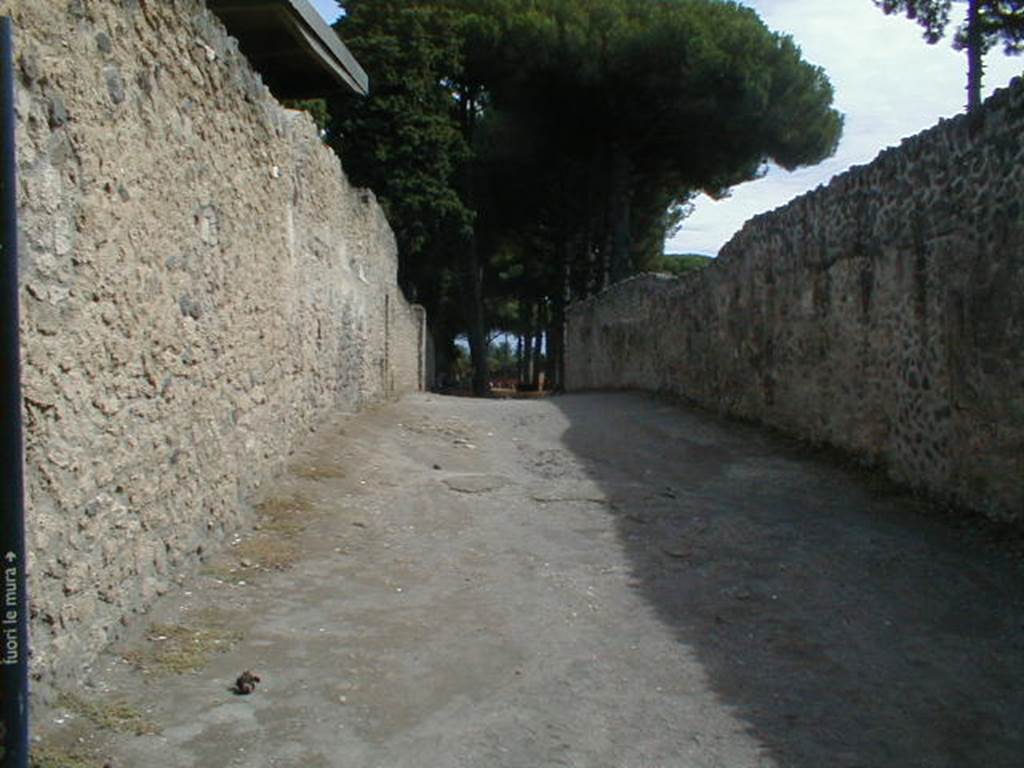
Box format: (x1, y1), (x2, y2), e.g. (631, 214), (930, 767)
(10, 0), (426, 688)
(567, 76), (1024, 526)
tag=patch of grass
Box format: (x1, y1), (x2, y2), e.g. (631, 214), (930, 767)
(30, 744), (101, 768)
(255, 493), (314, 537)
(281, 754), (332, 768)
(56, 691), (159, 736)
(198, 558), (241, 580)
(292, 461), (347, 480)
(229, 492), (314, 571)
(235, 535), (300, 570)
(201, 494), (311, 578)
(122, 621), (242, 676)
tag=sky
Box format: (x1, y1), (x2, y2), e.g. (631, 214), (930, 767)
(311, 0), (342, 24)
(671, 0), (1024, 256)
(310, 0), (1024, 256)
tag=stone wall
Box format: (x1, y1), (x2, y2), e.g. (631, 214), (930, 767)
(567, 79), (1024, 525)
(10, 0), (425, 685)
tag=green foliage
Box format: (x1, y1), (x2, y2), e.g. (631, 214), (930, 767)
(877, 0), (1024, 51)
(478, 0), (842, 285)
(653, 253), (714, 276)
(332, 1), (473, 286)
(488, 337), (517, 377)
(331, 0), (843, 388)
(282, 99), (330, 131)
(875, 1), (1024, 108)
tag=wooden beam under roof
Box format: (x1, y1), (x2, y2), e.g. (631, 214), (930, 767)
(207, 0), (368, 98)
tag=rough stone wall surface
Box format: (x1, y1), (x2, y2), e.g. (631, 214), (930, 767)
(567, 79), (1024, 525)
(10, 0), (424, 685)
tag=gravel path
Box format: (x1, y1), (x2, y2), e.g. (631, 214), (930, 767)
(38, 392), (1024, 767)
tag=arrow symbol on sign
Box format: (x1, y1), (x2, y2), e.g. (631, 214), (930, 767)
(4, 552), (15, 563)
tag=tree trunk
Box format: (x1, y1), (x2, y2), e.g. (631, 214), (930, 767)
(517, 300), (532, 385)
(515, 332), (525, 385)
(601, 232), (612, 291)
(520, 332), (530, 385)
(522, 303), (536, 386)
(586, 228), (599, 296)
(456, 88), (489, 397)
(609, 149), (632, 284)
(585, 156), (603, 296)
(465, 247), (490, 396)
(432, 325), (455, 389)
(546, 240), (571, 391)
(547, 299), (566, 392)
(966, 0), (984, 112)
(531, 303), (545, 389)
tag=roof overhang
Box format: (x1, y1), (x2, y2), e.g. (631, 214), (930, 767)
(207, 0), (368, 98)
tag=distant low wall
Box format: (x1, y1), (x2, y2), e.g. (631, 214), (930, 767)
(567, 79), (1024, 525)
(11, 0), (424, 685)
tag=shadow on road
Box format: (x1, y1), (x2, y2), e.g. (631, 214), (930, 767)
(553, 392), (1024, 768)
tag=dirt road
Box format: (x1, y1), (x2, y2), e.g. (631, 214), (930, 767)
(39, 393), (1024, 767)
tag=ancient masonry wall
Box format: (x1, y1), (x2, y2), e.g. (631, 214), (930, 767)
(567, 78), (1024, 525)
(10, 0), (425, 685)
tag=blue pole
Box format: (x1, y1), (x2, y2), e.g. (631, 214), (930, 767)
(0, 16), (29, 768)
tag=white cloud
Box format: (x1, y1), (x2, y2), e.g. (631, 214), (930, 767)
(666, 0), (1023, 256)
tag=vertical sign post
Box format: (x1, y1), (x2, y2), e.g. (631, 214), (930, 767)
(0, 16), (29, 768)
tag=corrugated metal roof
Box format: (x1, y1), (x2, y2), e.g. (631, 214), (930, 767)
(207, 0), (368, 98)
